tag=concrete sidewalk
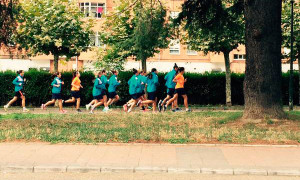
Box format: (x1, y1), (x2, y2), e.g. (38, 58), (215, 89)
(1, 143), (300, 176)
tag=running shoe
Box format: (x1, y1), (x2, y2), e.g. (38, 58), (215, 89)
(103, 107), (110, 112)
(60, 110), (67, 114)
(137, 99), (142, 106)
(158, 100), (162, 111)
(186, 109), (192, 112)
(41, 104), (45, 110)
(163, 105), (167, 112)
(23, 108), (29, 113)
(77, 109), (82, 113)
(123, 104), (128, 112)
(86, 104), (91, 111)
(4, 105), (8, 112)
(89, 110), (94, 114)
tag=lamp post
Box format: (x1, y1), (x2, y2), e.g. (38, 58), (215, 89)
(289, 0), (295, 111)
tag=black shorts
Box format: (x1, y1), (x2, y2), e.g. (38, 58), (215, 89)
(148, 92), (157, 101)
(108, 92), (117, 99)
(136, 93), (143, 98)
(175, 88), (186, 96)
(167, 88), (175, 96)
(101, 90), (107, 96)
(52, 93), (62, 100)
(131, 94), (140, 100)
(71, 91), (80, 99)
(15, 91), (24, 98)
(93, 95), (103, 100)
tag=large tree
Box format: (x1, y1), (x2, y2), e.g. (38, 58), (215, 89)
(0, 0), (20, 45)
(15, 0), (93, 72)
(243, 0), (285, 119)
(175, 0), (244, 106)
(100, 0), (170, 71)
(282, 1), (300, 105)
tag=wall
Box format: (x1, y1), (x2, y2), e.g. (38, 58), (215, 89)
(0, 59), (50, 71)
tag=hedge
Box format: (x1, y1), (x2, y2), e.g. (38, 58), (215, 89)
(0, 69), (299, 106)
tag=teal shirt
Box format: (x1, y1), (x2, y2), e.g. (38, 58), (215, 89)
(51, 77), (62, 94)
(92, 78), (103, 96)
(12, 75), (24, 92)
(146, 76), (159, 93)
(137, 75), (147, 93)
(152, 72), (159, 87)
(100, 75), (108, 90)
(108, 75), (120, 93)
(128, 75), (139, 95)
(164, 70), (176, 89)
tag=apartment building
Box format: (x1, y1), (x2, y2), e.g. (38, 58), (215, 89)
(0, 0), (296, 72)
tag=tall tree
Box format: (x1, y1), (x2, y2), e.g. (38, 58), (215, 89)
(282, 1), (300, 105)
(100, 0), (170, 71)
(243, 0), (285, 119)
(0, 0), (20, 45)
(15, 0), (93, 72)
(175, 0), (244, 106)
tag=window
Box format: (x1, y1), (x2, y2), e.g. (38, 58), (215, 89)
(233, 54), (246, 60)
(90, 32), (102, 47)
(170, 11), (179, 19)
(80, 2), (105, 18)
(187, 45), (197, 55)
(169, 39), (180, 55)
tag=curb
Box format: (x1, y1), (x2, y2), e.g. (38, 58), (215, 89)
(1, 165), (300, 176)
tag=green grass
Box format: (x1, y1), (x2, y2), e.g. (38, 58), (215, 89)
(0, 111), (299, 144)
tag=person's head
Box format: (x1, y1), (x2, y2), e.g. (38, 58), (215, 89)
(133, 68), (139, 75)
(73, 71), (80, 78)
(111, 70), (119, 76)
(102, 69), (107, 76)
(178, 67), (185, 74)
(54, 72), (61, 78)
(173, 63), (178, 71)
(18, 70), (24, 77)
(147, 72), (153, 79)
(151, 68), (158, 74)
(140, 70), (145, 76)
(97, 72), (102, 78)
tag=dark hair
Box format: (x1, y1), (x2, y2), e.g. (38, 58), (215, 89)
(111, 70), (117, 74)
(72, 71), (79, 78)
(151, 68), (157, 73)
(133, 68), (138, 74)
(147, 73), (153, 79)
(17, 70), (24, 74)
(178, 67), (185, 72)
(140, 70), (144, 74)
(173, 63), (178, 69)
(102, 69), (106, 73)
(53, 72), (60, 78)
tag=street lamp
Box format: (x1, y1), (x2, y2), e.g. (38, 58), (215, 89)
(289, 0), (295, 111)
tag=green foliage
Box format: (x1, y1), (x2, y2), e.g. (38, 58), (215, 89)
(14, 0), (93, 62)
(0, 0), (21, 45)
(282, 1), (300, 60)
(0, 70), (299, 106)
(175, 0), (244, 54)
(97, 0), (170, 71)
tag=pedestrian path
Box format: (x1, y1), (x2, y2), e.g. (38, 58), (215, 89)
(0, 143), (300, 176)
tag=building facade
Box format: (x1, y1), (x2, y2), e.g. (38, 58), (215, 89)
(0, 0), (297, 73)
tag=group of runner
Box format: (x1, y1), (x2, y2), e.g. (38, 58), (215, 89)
(3, 64), (190, 113)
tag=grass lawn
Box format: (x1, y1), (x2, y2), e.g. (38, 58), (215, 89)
(0, 111), (299, 144)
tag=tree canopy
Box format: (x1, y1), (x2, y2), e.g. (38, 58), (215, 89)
(15, 0), (93, 71)
(99, 0), (170, 71)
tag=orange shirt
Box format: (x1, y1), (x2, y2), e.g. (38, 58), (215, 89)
(71, 77), (81, 91)
(174, 74), (184, 89)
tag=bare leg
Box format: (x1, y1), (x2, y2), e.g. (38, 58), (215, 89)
(65, 97), (75, 104)
(103, 95), (108, 108)
(161, 95), (171, 105)
(128, 99), (137, 112)
(58, 99), (63, 111)
(182, 95), (189, 109)
(166, 94), (178, 107)
(6, 97), (18, 106)
(87, 100), (95, 106)
(21, 96), (26, 108)
(44, 99), (55, 107)
(76, 98), (81, 109)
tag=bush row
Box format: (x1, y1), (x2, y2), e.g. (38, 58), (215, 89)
(0, 70), (299, 106)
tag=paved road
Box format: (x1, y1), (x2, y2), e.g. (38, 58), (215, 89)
(1, 173), (300, 180)
(1, 143), (300, 176)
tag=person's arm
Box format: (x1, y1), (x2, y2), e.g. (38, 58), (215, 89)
(173, 75), (179, 83)
(164, 73), (168, 81)
(51, 79), (59, 87)
(95, 78), (103, 89)
(12, 77), (20, 86)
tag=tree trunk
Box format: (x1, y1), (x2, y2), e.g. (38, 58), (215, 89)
(224, 51), (232, 106)
(53, 54), (59, 72)
(243, 0), (285, 119)
(141, 58), (147, 72)
(298, 47), (300, 105)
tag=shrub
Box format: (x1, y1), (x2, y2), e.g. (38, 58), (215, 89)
(0, 70), (298, 106)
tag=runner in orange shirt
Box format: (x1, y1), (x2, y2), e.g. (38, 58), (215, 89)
(64, 71), (83, 113)
(164, 67), (191, 112)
